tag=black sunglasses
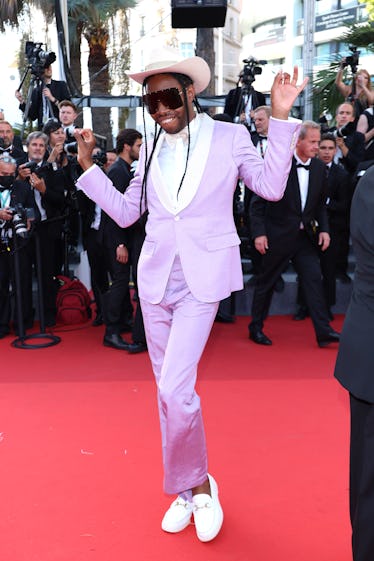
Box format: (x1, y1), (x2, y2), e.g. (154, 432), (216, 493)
(143, 87), (184, 114)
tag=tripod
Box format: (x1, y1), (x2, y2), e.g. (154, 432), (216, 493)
(233, 82), (260, 130)
(18, 66), (55, 136)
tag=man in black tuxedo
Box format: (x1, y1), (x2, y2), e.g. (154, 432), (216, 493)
(17, 131), (66, 327)
(15, 65), (71, 130)
(334, 165), (374, 561)
(0, 120), (26, 163)
(319, 133), (351, 306)
(294, 133), (352, 319)
(248, 121), (339, 347)
(101, 128), (146, 352)
(244, 105), (284, 292)
(332, 102), (365, 174)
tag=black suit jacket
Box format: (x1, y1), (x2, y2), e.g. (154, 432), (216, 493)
(0, 145), (27, 165)
(326, 162), (351, 228)
(329, 129), (365, 174)
(101, 157), (133, 248)
(77, 190), (96, 242)
(224, 87), (266, 122)
(30, 162), (67, 238)
(20, 79), (71, 128)
(250, 157), (329, 249)
(8, 180), (35, 210)
(335, 165), (374, 402)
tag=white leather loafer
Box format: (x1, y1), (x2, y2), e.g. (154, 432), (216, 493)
(192, 473), (224, 542)
(161, 496), (193, 533)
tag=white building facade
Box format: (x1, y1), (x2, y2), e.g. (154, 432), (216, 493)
(240, 0), (373, 96)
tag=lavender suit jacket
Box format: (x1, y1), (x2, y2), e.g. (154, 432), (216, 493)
(77, 114), (300, 304)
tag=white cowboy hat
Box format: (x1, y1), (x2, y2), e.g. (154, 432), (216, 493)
(128, 47), (211, 94)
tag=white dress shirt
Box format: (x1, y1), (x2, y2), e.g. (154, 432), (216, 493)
(294, 153), (311, 212)
(157, 114), (201, 210)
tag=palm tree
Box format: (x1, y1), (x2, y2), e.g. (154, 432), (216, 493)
(196, 28), (215, 98)
(1, 0), (136, 145)
(0, 0), (23, 31)
(67, 1), (135, 145)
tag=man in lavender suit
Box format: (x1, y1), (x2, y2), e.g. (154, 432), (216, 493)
(74, 50), (307, 543)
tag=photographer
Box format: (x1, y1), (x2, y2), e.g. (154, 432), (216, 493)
(331, 102), (365, 174)
(17, 130), (67, 326)
(330, 103), (365, 284)
(42, 119), (80, 275)
(0, 154), (36, 338)
(335, 52), (373, 120)
(224, 58), (266, 130)
(59, 100), (79, 143)
(0, 120), (26, 163)
(15, 60), (71, 130)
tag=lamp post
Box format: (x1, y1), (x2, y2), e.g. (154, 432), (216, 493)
(303, 0), (316, 120)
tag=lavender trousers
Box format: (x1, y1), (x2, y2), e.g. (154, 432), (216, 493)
(140, 256), (219, 497)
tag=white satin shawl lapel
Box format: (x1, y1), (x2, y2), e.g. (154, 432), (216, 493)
(149, 113), (215, 215)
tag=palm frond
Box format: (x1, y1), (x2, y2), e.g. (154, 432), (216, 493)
(312, 57), (346, 119)
(338, 22), (374, 51)
(0, 0), (24, 31)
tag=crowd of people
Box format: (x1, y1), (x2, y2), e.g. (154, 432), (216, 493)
(0, 76), (147, 353)
(1, 59), (373, 349)
(1, 48), (373, 556)
(225, 62), (374, 351)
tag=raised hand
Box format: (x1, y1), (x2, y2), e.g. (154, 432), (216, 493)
(74, 128), (96, 171)
(271, 66), (309, 120)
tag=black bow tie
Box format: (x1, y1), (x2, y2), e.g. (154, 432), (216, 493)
(296, 163), (310, 170)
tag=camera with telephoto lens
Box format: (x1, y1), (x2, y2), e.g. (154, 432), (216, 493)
(8, 203), (35, 238)
(65, 124), (76, 137)
(65, 141), (78, 154)
(240, 57), (267, 88)
(341, 46), (360, 75)
(335, 121), (356, 139)
(25, 41), (56, 78)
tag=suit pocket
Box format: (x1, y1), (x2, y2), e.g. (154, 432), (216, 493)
(141, 239), (156, 256)
(206, 231), (240, 251)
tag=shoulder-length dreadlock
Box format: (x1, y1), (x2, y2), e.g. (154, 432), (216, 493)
(139, 72), (204, 216)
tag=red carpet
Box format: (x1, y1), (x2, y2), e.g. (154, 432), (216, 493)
(0, 315), (351, 561)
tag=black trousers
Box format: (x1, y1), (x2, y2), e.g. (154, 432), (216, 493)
(349, 393), (374, 561)
(249, 230), (331, 338)
(129, 227), (146, 345)
(29, 225), (59, 325)
(102, 244), (132, 335)
(84, 228), (109, 317)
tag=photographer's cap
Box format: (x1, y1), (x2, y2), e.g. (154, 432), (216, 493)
(127, 47), (210, 94)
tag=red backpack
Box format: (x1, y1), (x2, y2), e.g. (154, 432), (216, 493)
(56, 275), (92, 325)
